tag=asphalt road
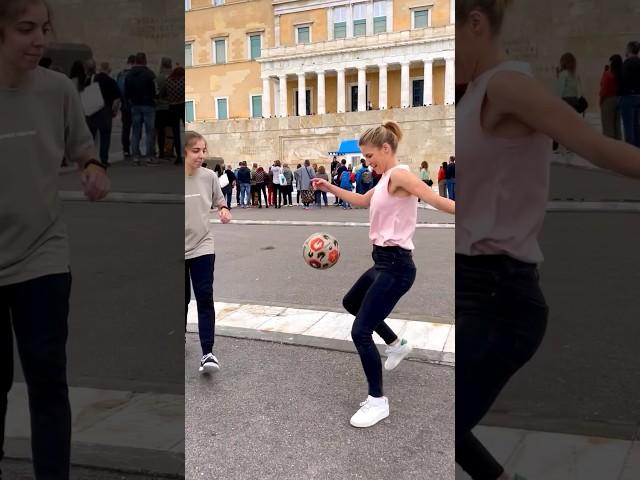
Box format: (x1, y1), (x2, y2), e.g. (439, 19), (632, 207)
(185, 335), (455, 480)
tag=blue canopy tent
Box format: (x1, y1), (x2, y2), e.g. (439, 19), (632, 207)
(328, 139), (361, 156)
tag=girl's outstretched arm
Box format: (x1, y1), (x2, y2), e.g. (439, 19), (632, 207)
(489, 71), (640, 179)
(390, 169), (455, 214)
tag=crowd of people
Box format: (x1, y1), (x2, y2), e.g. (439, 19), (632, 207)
(41, 52), (185, 167)
(553, 40), (640, 149)
(207, 154), (454, 210)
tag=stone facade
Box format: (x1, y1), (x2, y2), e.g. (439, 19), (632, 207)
(47, 0), (183, 72)
(190, 105), (454, 176)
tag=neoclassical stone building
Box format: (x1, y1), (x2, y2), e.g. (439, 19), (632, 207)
(185, 0), (454, 172)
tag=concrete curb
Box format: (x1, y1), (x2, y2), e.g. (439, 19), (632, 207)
(214, 325), (455, 367)
(5, 439), (185, 478)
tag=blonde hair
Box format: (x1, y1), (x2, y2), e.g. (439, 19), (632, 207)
(359, 121), (403, 153)
(456, 0), (513, 34)
(184, 131), (206, 152)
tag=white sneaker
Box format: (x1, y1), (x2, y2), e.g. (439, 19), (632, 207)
(350, 396), (389, 428)
(384, 338), (412, 371)
(199, 353), (220, 373)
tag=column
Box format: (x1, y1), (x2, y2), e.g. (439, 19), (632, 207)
(378, 63), (387, 110)
(297, 72), (306, 116)
(423, 60), (433, 106)
(401, 61), (410, 108)
(450, 0), (455, 25)
(279, 74), (288, 117)
(357, 66), (366, 112)
(262, 76), (271, 117)
(337, 68), (346, 113)
(445, 57), (455, 104)
(273, 78), (280, 117)
(317, 71), (326, 115)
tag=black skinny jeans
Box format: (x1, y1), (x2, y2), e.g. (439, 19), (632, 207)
(185, 254), (216, 356)
(1, 273), (72, 480)
(343, 246), (416, 397)
(456, 254), (548, 480)
(256, 183), (268, 206)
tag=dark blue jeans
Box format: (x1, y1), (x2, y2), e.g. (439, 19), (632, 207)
(343, 246), (416, 398)
(446, 178), (456, 200)
(456, 254), (548, 480)
(1, 273), (72, 479)
(620, 95), (640, 147)
(131, 105), (156, 158)
(185, 254), (216, 356)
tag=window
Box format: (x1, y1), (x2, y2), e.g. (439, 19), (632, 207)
(185, 43), (193, 67)
(353, 4), (367, 37)
(251, 95), (262, 118)
(412, 79), (424, 106)
(248, 34), (261, 60)
(185, 101), (195, 123)
(213, 38), (226, 64)
(373, 1), (387, 34)
(216, 97), (228, 120)
(185, 0), (191, 11)
(213, 0), (224, 6)
(296, 25), (310, 44)
(413, 8), (430, 29)
(333, 6), (347, 39)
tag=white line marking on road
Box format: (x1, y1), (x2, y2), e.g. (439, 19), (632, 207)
(211, 219), (455, 228)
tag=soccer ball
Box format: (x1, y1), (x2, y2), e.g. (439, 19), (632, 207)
(303, 232), (340, 269)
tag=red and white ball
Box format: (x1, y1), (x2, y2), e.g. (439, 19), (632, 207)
(302, 232), (340, 270)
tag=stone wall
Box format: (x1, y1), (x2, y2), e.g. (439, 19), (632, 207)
(502, 0), (640, 112)
(47, 0), (183, 72)
(189, 105), (454, 176)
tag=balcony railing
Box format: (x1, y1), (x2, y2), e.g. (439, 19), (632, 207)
(259, 25), (453, 60)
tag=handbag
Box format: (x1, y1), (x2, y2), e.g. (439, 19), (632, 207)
(218, 172), (229, 189)
(279, 172), (287, 185)
(80, 75), (105, 116)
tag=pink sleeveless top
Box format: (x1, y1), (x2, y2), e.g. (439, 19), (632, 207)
(369, 165), (418, 251)
(456, 62), (551, 264)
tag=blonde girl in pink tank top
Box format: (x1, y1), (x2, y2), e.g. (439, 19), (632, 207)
(312, 122), (454, 428)
(456, 2), (640, 480)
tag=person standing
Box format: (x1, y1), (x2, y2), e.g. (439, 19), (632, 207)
(315, 165), (330, 207)
(116, 54), (136, 158)
(236, 161), (252, 208)
(600, 55), (623, 140)
(255, 166), (268, 208)
(620, 41), (640, 147)
(446, 156), (455, 200)
(296, 160), (315, 209)
(155, 57), (173, 160)
(85, 60), (121, 166)
(223, 164), (236, 209)
(164, 66), (185, 164)
(311, 122), (454, 429)
(438, 161), (448, 198)
(280, 164), (293, 206)
(294, 163), (302, 205)
(184, 131), (232, 374)
(0, 1), (110, 477)
(271, 160), (283, 208)
(125, 52), (158, 166)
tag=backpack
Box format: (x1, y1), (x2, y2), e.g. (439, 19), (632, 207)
(361, 170), (372, 184)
